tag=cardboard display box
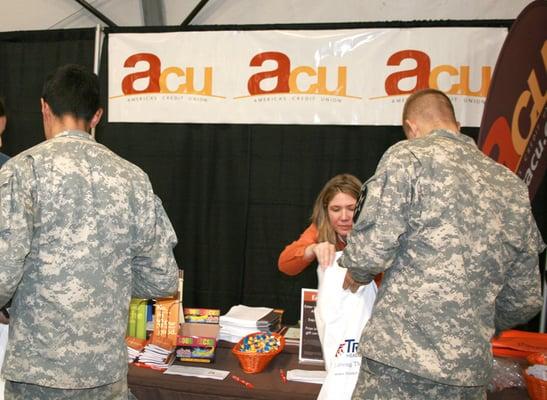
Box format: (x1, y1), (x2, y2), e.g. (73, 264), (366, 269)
(183, 308), (220, 324)
(176, 309), (220, 363)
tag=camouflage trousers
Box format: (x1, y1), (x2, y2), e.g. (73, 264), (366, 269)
(352, 358), (486, 400)
(4, 377), (137, 400)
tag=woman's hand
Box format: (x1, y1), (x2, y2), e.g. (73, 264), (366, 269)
(305, 241), (336, 268)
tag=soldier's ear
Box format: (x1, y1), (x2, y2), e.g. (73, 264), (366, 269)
(40, 98), (50, 117)
(404, 119), (418, 139)
(41, 98), (55, 139)
(89, 108), (103, 129)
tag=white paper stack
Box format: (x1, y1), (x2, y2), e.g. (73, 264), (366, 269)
(138, 343), (175, 369)
(127, 346), (141, 363)
(286, 369), (327, 384)
(219, 305), (275, 343)
(283, 326), (301, 346)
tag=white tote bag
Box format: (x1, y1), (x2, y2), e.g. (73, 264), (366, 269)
(0, 323), (8, 400)
(315, 254), (377, 400)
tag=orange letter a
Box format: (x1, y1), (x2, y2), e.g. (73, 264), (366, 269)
(122, 53), (161, 95)
(385, 50), (431, 95)
(247, 51), (290, 95)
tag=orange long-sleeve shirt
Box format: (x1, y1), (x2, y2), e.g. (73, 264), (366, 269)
(278, 223), (383, 286)
(278, 224), (344, 276)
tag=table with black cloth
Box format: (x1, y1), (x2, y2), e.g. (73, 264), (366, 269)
(127, 343), (530, 400)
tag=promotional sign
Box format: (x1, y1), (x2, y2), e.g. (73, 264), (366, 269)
(299, 288), (323, 364)
(478, 0), (546, 199)
(108, 28), (506, 126)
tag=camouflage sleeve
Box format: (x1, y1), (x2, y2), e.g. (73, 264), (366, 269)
(495, 212), (545, 331)
(0, 161), (34, 307)
(131, 195), (179, 299)
(339, 145), (416, 283)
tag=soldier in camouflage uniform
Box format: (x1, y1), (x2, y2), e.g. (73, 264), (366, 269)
(340, 89), (544, 399)
(0, 64), (179, 399)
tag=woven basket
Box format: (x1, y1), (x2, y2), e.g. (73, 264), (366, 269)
(232, 332), (285, 374)
(528, 353), (547, 366)
(524, 369), (547, 400)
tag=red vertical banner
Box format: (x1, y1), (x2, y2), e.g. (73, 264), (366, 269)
(478, 0), (546, 199)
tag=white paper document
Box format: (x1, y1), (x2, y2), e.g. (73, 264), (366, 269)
(286, 369), (327, 384)
(164, 365), (230, 380)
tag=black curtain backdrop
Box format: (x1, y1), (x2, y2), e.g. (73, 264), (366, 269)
(0, 29), (96, 156)
(1, 23), (545, 326)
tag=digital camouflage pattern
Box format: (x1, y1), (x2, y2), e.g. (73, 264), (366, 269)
(354, 358), (485, 400)
(340, 130), (544, 388)
(0, 130), (179, 389)
(4, 376), (136, 400)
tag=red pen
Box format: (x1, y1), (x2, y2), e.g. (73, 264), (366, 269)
(232, 374), (254, 389)
(279, 369), (287, 384)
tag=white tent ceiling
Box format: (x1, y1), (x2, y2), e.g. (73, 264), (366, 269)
(0, 0), (535, 32)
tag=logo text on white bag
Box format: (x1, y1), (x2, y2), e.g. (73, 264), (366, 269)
(336, 338), (359, 357)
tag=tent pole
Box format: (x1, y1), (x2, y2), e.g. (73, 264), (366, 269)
(91, 24), (103, 139)
(181, 0), (209, 26)
(73, 0), (118, 27)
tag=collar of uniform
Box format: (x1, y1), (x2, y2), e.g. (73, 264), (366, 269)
(429, 129), (477, 148)
(52, 129), (94, 141)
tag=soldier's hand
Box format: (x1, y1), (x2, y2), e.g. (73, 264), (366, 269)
(343, 270), (363, 293)
(0, 309), (9, 325)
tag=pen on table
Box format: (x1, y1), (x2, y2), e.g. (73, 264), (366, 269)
(232, 374), (254, 389)
(279, 369), (287, 384)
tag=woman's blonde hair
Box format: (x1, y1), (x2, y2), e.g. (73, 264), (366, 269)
(311, 174), (362, 245)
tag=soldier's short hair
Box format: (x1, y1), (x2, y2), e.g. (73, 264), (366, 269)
(41, 64), (100, 122)
(402, 88), (457, 127)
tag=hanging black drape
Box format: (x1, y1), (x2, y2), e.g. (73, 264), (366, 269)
(1, 24), (544, 326)
(0, 29), (95, 156)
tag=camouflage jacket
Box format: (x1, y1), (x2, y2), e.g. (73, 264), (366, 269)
(340, 129), (544, 386)
(0, 130), (179, 389)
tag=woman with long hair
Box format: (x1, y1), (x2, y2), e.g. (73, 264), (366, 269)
(278, 174), (362, 275)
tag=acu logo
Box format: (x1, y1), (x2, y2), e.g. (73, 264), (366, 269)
(247, 51), (347, 96)
(482, 42), (546, 178)
(121, 53), (213, 96)
(385, 49), (491, 97)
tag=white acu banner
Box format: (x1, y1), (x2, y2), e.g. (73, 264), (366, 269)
(108, 28), (506, 126)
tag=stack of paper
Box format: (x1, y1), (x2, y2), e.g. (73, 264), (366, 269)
(282, 326), (301, 346)
(125, 336), (146, 363)
(136, 343), (176, 370)
(219, 305), (280, 343)
(286, 369), (327, 384)
(127, 346), (141, 363)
